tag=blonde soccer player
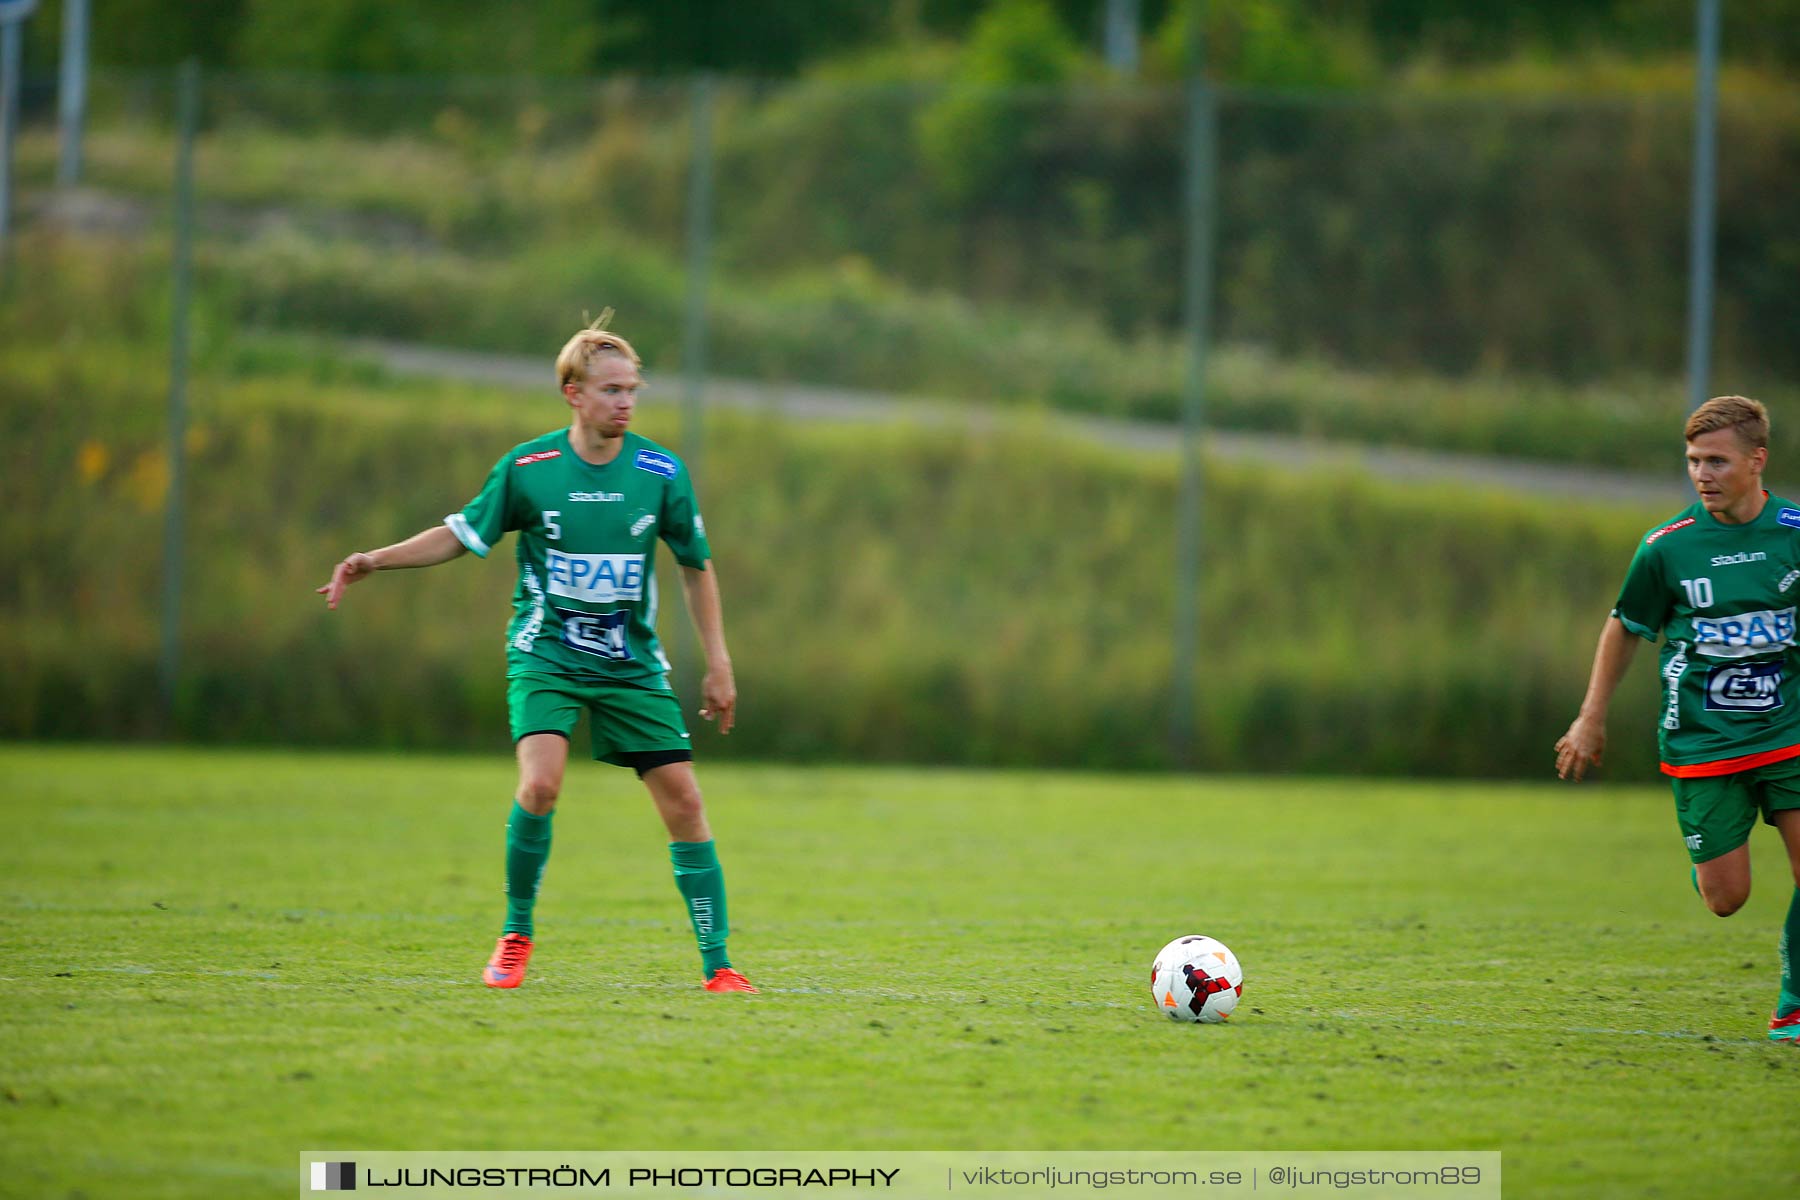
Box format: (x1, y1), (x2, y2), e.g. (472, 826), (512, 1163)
(319, 318), (756, 993)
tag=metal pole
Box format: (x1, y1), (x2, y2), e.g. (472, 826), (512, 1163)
(0, 15), (22, 249)
(676, 74), (715, 704)
(1684, 0), (1720, 412)
(57, 0), (88, 187)
(1104, 0), (1140, 77)
(681, 74), (714, 479)
(1170, 3), (1215, 768)
(160, 60), (199, 732)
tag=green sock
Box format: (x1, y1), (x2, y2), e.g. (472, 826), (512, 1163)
(1780, 887), (1800, 1018)
(670, 839), (731, 976)
(503, 802), (553, 937)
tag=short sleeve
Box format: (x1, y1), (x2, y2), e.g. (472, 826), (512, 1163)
(444, 453), (516, 559)
(659, 465), (712, 569)
(1611, 541), (1669, 642)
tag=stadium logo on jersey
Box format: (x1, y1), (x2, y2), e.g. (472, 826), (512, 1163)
(569, 490), (623, 502)
(634, 449), (678, 479)
(631, 513), (656, 537)
(556, 607), (632, 661)
(1780, 509), (1800, 529)
(515, 449), (562, 466)
(1691, 606), (1797, 659)
(545, 551), (645, 603)
(1645, 517), (1695, 544)
(1704, 662), (1784, 713)
(1711, 551), (1768, 567)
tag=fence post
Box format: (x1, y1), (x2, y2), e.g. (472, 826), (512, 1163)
(1684, 0), (1721, 412)
(160, 59), (199, 733)
(0, 0), (37, 263)
(1170, 5), (1215, 769)
(682, 73), (715, 480)
(57, 0), (88, 187)
(677, 73), (715, 708)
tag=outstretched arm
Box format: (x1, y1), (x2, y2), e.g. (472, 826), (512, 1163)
(679, 561), (736, 735)
(317, 525), (467, 610)
(1554, 616), (1641, 781)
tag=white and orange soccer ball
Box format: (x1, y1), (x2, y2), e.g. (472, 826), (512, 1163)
(1151, 935), (1244, 1023)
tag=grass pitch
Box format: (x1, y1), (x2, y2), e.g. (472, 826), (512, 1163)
(1, 746), (1796, 1199)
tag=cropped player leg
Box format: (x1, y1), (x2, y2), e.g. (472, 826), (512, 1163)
(484, 733), (566, 988)
(644, 762), (753, 990)
(507, 733), (567, 930)
(1774, 809), (1800, 1033)
(1694, 846), (1751, 917)
(1677, 773), (1754, 917)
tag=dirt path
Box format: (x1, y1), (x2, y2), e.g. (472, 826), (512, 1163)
(361, 339), (1694, 510)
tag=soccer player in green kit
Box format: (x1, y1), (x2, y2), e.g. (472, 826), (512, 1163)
(317, 318), (757, 994)
(1556, 395), (1800, 1043)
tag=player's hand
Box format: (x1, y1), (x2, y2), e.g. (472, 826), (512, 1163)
(1554, 714), (1606, 781)
(317, 552), (377, 610)
(699, 663), (737, 735)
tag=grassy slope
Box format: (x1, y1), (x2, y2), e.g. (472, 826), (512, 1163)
(3, 328), (1680, 776)
(1, 747), (1795, 1199)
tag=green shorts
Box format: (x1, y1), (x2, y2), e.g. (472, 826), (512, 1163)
(1669, 754), (1800, 863)
(508, 673), (692, 768)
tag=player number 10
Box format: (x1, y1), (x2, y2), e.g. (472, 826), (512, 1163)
(1680, 577), (1714, 608)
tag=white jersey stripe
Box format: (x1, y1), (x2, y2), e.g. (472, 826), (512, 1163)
(513, 564), (546, 652)
(443, 513), (490, 558)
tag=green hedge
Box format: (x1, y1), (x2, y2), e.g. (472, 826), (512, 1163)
(16, 231), (1788, 476)
(22, 71), (1800, 385)
(2, 331), (1672, 779)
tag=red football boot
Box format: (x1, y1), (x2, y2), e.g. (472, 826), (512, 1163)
(703, 967), (759, 993)
(483, 933), (534, 989)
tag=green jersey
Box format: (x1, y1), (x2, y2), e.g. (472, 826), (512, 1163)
(444, 429), (710, 689)
(1613, 494), (1800, 771)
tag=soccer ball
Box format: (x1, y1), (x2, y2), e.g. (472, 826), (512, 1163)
(1151, 935), (1243, 1023)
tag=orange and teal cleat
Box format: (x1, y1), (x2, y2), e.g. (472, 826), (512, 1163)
(1771, 1009), (1800, 1044)
(483, 933), (534, 989)
(703, 967), (759, 994)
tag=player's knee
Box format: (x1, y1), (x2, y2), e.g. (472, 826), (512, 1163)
(516, 777), (561, 812)
(662, 785), (705, 825)
(1701, 887), (1747, 917)
(653, 784), (708, 838)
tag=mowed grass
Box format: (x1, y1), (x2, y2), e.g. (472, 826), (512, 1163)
(1, 746), (1796, 1199)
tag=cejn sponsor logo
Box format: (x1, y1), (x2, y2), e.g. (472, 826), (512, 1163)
(515, 449), (562, 466)
(634, 448), (678, 478)
(569, 490), (622, 502)
(1692, 606), (1797, 659)
(1645, 517), (1695, 544)
(1704, 662), (1784, 713)
(545, 551), (644, 603)
(556, 606), (632, 660)
(1710, 551), (1767, 567)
